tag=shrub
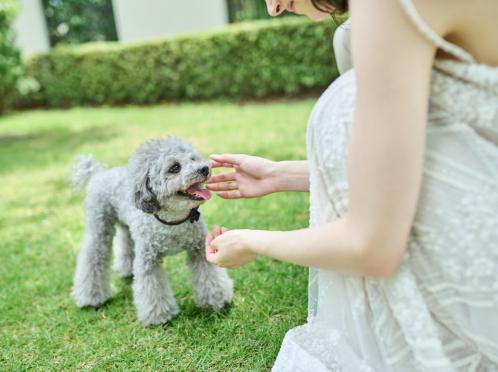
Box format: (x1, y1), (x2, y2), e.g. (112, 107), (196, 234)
(0, 0), (23, 113)
(21, 17), (340, 108)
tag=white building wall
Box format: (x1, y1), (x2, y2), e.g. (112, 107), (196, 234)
(12, 0), (50, 56)
(112, 0), (228, 43)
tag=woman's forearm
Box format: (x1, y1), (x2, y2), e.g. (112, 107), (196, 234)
(271, 160), (309, 192)
(248, 217), (399, 277)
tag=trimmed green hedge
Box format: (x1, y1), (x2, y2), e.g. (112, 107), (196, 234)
(21, 17), (339, 108)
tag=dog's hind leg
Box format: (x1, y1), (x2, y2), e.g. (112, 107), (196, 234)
(187, 246), (233, 311)
(72, 201), (116, 308)
(113, 224), (134, 278)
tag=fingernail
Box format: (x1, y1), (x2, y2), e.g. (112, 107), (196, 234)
(210, 154), (220, 158)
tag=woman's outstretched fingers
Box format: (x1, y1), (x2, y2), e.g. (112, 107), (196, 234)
(210, 154), (244, 166)
(206, 182), (238, 192)
(217, 191), (243, 199)
(210, 160), (234, 169)
(207, 172), (237, 184)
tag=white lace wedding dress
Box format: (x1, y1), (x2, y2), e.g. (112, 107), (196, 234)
(272, 0), (498, 371)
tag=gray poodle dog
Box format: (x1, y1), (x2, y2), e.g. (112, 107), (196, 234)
(71, 137), (233, 326)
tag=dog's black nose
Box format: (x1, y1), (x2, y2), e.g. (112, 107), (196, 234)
(198, 166), (210, 177)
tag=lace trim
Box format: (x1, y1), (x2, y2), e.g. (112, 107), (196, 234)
(398, 0), (475, 63)
(272, 323), (378, 372)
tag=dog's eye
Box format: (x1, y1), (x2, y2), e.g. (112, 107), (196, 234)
(168, 162), (181, 174)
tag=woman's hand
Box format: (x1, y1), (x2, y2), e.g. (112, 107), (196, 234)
(205, 226), (258, 268)
(207, 154), (279, 199)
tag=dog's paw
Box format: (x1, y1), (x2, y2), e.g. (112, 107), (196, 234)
(72, 286), (111, 308)
(113, 262), (134, 278)
(137, 302), (180, 326)
(195, 276), (234, 310)
(113, 255), (134, 278)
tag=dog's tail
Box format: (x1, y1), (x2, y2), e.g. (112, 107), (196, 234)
(70, 154), (105, 192)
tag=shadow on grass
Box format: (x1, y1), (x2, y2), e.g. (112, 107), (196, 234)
(160, 301), (233, 334)
(72, 277), (134, 314)
(178, 299), (232, 318)
(0, 125), (117, 175)
(78, 275), (233, 327)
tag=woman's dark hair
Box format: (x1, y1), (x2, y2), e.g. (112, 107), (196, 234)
(310, 0), (349, 14)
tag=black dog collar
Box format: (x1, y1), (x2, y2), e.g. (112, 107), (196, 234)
(153, 208), (200, 226)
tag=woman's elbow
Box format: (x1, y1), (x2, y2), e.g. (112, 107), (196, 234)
(355, 237), (407, 278)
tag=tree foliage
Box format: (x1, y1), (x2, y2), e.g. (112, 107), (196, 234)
(227, 0), (297, 22)
(227, 0), (271, 22)
(0, 0), (23, 114)
(42, 0), (117, 46)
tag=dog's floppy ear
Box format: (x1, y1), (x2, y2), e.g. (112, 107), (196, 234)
(133, 171), (161, 214)
(129, 139), (165, 214)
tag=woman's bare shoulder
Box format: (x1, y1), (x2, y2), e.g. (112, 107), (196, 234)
(409, 0), (498, 65)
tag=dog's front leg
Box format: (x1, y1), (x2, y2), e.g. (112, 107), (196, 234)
(132, 248), (179, 326)
(187, 246), (233, 310)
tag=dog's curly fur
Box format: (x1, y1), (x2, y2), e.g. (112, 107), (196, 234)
(71, 137), (233, 326)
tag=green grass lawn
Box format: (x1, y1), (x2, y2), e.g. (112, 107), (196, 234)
(0, 99), (316, 371)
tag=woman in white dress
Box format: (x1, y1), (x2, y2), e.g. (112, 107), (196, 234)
(205, 0), (498, 370)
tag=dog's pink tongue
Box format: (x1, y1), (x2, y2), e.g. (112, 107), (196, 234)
(187, 185), (212, 200)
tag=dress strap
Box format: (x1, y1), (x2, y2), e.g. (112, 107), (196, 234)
(399, 0), (476, 63)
